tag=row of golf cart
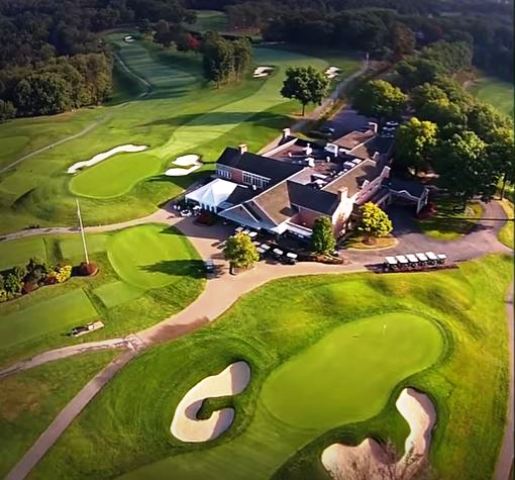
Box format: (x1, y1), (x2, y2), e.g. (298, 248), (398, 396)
(383, 252), (448, 272)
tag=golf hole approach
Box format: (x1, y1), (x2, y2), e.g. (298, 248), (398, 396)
(321, 388), (436, 479)
(67, 145), (148, 174)
(171, 361), (251, 443)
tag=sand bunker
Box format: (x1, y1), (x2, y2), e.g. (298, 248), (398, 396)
(325, 66), (342, 79)
(253, 66), (274, 78)
(124, 35), (134, 43)
(164, 154), (202, 176)
(171, 361), (251, 443)
(321, 388), (436, 480)
(67, 145), (148, 174)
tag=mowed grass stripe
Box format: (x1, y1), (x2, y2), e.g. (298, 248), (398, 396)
(0, 289), (98, 350)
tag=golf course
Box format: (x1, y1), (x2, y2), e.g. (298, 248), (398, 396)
(0, 32), (360, 233)
(470, 76), (514, 117)
(0, 224), (204, 366)
(26, 254), (512, 480)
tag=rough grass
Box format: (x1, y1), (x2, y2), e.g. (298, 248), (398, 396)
(0, 227), (205, 367)
(0, 350), (118, 478)
(29, 255), (512, 480)
(418, 198), (484, 240)
(498, 199), (514, 249)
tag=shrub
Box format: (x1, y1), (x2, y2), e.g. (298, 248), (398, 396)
(22, 281), (39, 294)
(0, 289), (7, 303)
(78, 261), (98, 276)
(54, 265), (72, 283)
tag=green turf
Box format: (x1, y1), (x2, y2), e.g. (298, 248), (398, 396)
(0, 350), (118, 478)
(107, 224), (202, 289)
(470, 76), (514, 117)
(418, 198), (484, 240)
(0, 237), (48, 270)
(262, 313), (443, 430)
(93, 281), (144, 308)
(0, 289), (98, 350)
(30, 255), (512, 480)
(0, 227), (205, 366)
(188, 10), (229, 33)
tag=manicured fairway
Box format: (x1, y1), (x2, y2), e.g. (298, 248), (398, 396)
(470, 76), (514, 117)
(31, 256), (513, 480)
(0, 350), (117, 478)
(0, 237), (48, 270)
(107, 224), (201, 289)
(188, 10), (229, 33)
(0, 289), (98, 350)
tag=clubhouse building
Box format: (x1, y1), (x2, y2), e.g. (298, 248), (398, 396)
(185, 127), (428, 240)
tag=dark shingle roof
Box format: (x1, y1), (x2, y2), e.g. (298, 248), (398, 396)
(323, 160), (379, 197)
(388, 178), (427, 198)
(217, 147), (304, 184)
(287, 181), (339, 215)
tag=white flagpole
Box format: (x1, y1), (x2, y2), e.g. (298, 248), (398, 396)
(76, 199), (90, 265)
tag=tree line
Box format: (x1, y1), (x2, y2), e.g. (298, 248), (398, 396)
(351, 40), (513, 204)
(0, 0), (197, 121)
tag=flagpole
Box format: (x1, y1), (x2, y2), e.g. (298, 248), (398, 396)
(76, 199), (90, 265)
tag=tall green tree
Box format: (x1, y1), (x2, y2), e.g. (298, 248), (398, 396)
(395, 117), (438, 174)
(280, 66), (329, 116)
(0, 99), (16, 122)
(223, 232), (259, 273)
(232, 38), (252, 81)
(353, 80), (407, 123)
(486, 127), (515, 200)
(391, 22), (416, 58)
(410, 83), (448, 112)
(358, 203), (393, 242)
(418, 98), (466, 127)
(435, 131), (495, 202)
(311, 217), (336, 255)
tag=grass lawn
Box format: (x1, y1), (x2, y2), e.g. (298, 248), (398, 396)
(188, 10), (229, 33)
(0, 350), (118, 478)
(418, 198), (484, 240)
(30, 255), (512, 480)
(0, 34), (360, 233)
(498, 199), (514, 249)
(0, 225), (204, 366)
(469, 76), (514, 117)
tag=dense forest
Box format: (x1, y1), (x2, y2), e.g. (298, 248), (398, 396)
(0, 0), (512, 121)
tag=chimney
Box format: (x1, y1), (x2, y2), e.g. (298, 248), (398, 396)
(337, 187), (348, 201)
(239, 144), (247, 154)
(282, 128), (291, 140)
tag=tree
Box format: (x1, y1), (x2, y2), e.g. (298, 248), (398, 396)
(466, 102), (512, 143)
(358, 203), (393, 242)
(353, 80), (407, 123)
(486, 127), (515, 199)
(395, 118), (438, 174)
(311, 217), (336, 255)
(418, 98), (466, 127)
(0, 99), (16, 122)
(280, 66), (329, 116)
(232, 38), (252, 81)
(391, 22), (416, 59)
(410, 83), (448, 112)
(435, 130), (494, 202)
(223, 232), (259, 273)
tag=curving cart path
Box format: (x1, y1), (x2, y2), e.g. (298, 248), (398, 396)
(1, 200), (512, 480)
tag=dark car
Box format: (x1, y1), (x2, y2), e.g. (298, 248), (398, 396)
(204, 260), (215, 276)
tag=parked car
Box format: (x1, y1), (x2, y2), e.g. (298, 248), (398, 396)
(204, 259), (215, 274)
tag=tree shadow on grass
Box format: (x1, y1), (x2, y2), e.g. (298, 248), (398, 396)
(140, 259), (205, 279)
(140, 110), (289, 128)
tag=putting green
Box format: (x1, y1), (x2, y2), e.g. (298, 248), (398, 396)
(107, 224), (200, 289)
(0, 289), (98, 350)
(69, 152), (163, 199)
(120, 312), (443, 480)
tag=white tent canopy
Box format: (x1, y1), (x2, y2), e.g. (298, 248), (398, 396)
(185, 179), (238, 212)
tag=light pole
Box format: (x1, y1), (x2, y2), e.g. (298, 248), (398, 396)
(76, 199), (90, 265)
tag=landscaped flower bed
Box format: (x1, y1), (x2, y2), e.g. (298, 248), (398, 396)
(0, 258), (97, 303)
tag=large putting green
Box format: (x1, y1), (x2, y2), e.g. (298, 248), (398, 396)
(262, 313), (443, 430)
(107, 224), (201, 289)
(31, 256), (512, 480)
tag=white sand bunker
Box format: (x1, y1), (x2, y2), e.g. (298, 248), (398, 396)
(171, 361), (251, 443)
(253, 66), (274, 78)
(325, 66), (342, 79)
(322, 388), (436, 480)
(124, 35), (134, 43)
(67, 145), (148, 174)
(164, 154), (202, 176)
